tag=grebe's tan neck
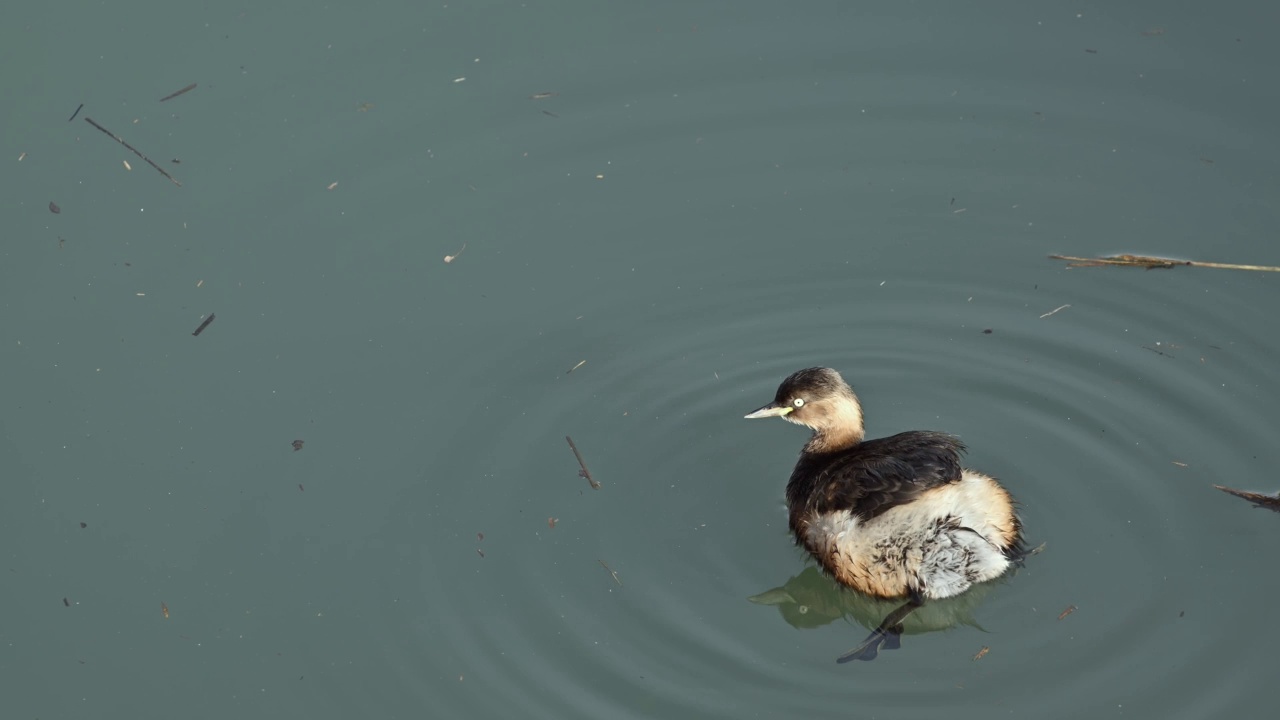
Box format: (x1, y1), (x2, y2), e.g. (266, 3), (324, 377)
(798, 394), (865, 454)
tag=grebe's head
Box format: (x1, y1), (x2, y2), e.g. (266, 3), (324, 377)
(744, 367), (865, 445)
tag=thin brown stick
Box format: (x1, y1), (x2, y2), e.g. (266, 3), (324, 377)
(565, 435), (600, 489)
(598, 559), (622, 586)
(159, 83), (197, 102)
(1050, 254), (1280, 272)
(83, 117), (181, 187)
(1213, 484), (1280, 512)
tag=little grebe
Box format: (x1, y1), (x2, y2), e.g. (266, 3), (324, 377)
(745, 367), (1024, 661)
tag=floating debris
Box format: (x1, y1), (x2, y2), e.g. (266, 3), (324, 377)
(566, 435), (600, 489)
(1051, 254), (1280, 273)
(122, 160), (132, 171)
(1039, 304), (1070, 319)
(529, 92), (559, 100)
(566, 360), (586, 374)
(598, 559), (622, 586)
(1058, 604), (1077, 621)
(83, 117), (181, 187)
(68, 103), (84, 122)
(326, 181), (338, 191)
(49, 201), (61, 214)
(159, 83), (197, 102)
(972, 645), (989, 661)
(63, 597), (71, 607)
(79, 522), (87, 528)
(476, 548), (485, 558)
(292, 439), (304, 452)
(1213, 485), (1280, 512)
(444, 242), (467, 263)
(161, 602), (170, 619)
(191, 313), (215, 337)
(548, 517), (558, 529)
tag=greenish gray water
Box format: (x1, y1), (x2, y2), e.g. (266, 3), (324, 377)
(4, 1), (1279, 718)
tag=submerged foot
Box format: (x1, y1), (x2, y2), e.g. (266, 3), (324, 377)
(836, 625), (903, 663)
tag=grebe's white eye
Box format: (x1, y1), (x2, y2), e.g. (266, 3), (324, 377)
(792, 397), (805, 408)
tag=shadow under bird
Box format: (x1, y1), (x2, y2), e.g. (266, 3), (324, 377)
(745, 367), (1028, 662)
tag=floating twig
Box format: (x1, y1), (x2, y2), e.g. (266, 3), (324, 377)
(1051, 254), (1280, 272)
(1057, 604), (1077, 621)
(566, 435), (600, 489)
(159, 83), (197, 102)
(83, 117), (181, 187)
(598, 559), (622, 586)
(1039, 304), (1070, 319)
(1213, 485), (1280, 513)
(67, 103), (84, 122)
(566, 360), (586, 374)
(972, 646), (989, 661)
(191, 313), (215, 336)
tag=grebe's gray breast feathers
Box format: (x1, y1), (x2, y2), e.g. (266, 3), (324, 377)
(787, 431), (967, 523)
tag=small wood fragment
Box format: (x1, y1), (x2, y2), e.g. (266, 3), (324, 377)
(1057, 604), (1077, 621)
(1051, 254), (1280, 273)
(191, 313), (215, 336)
(159, 83), (197, 102)
(84, 117), (181, 187)
(566, 435), (600, 489)
(972, 645), (989, 661)
(1213, 484), (1280, 512)
(598, 559), (622, 586)
(566, 360), (586, 374)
